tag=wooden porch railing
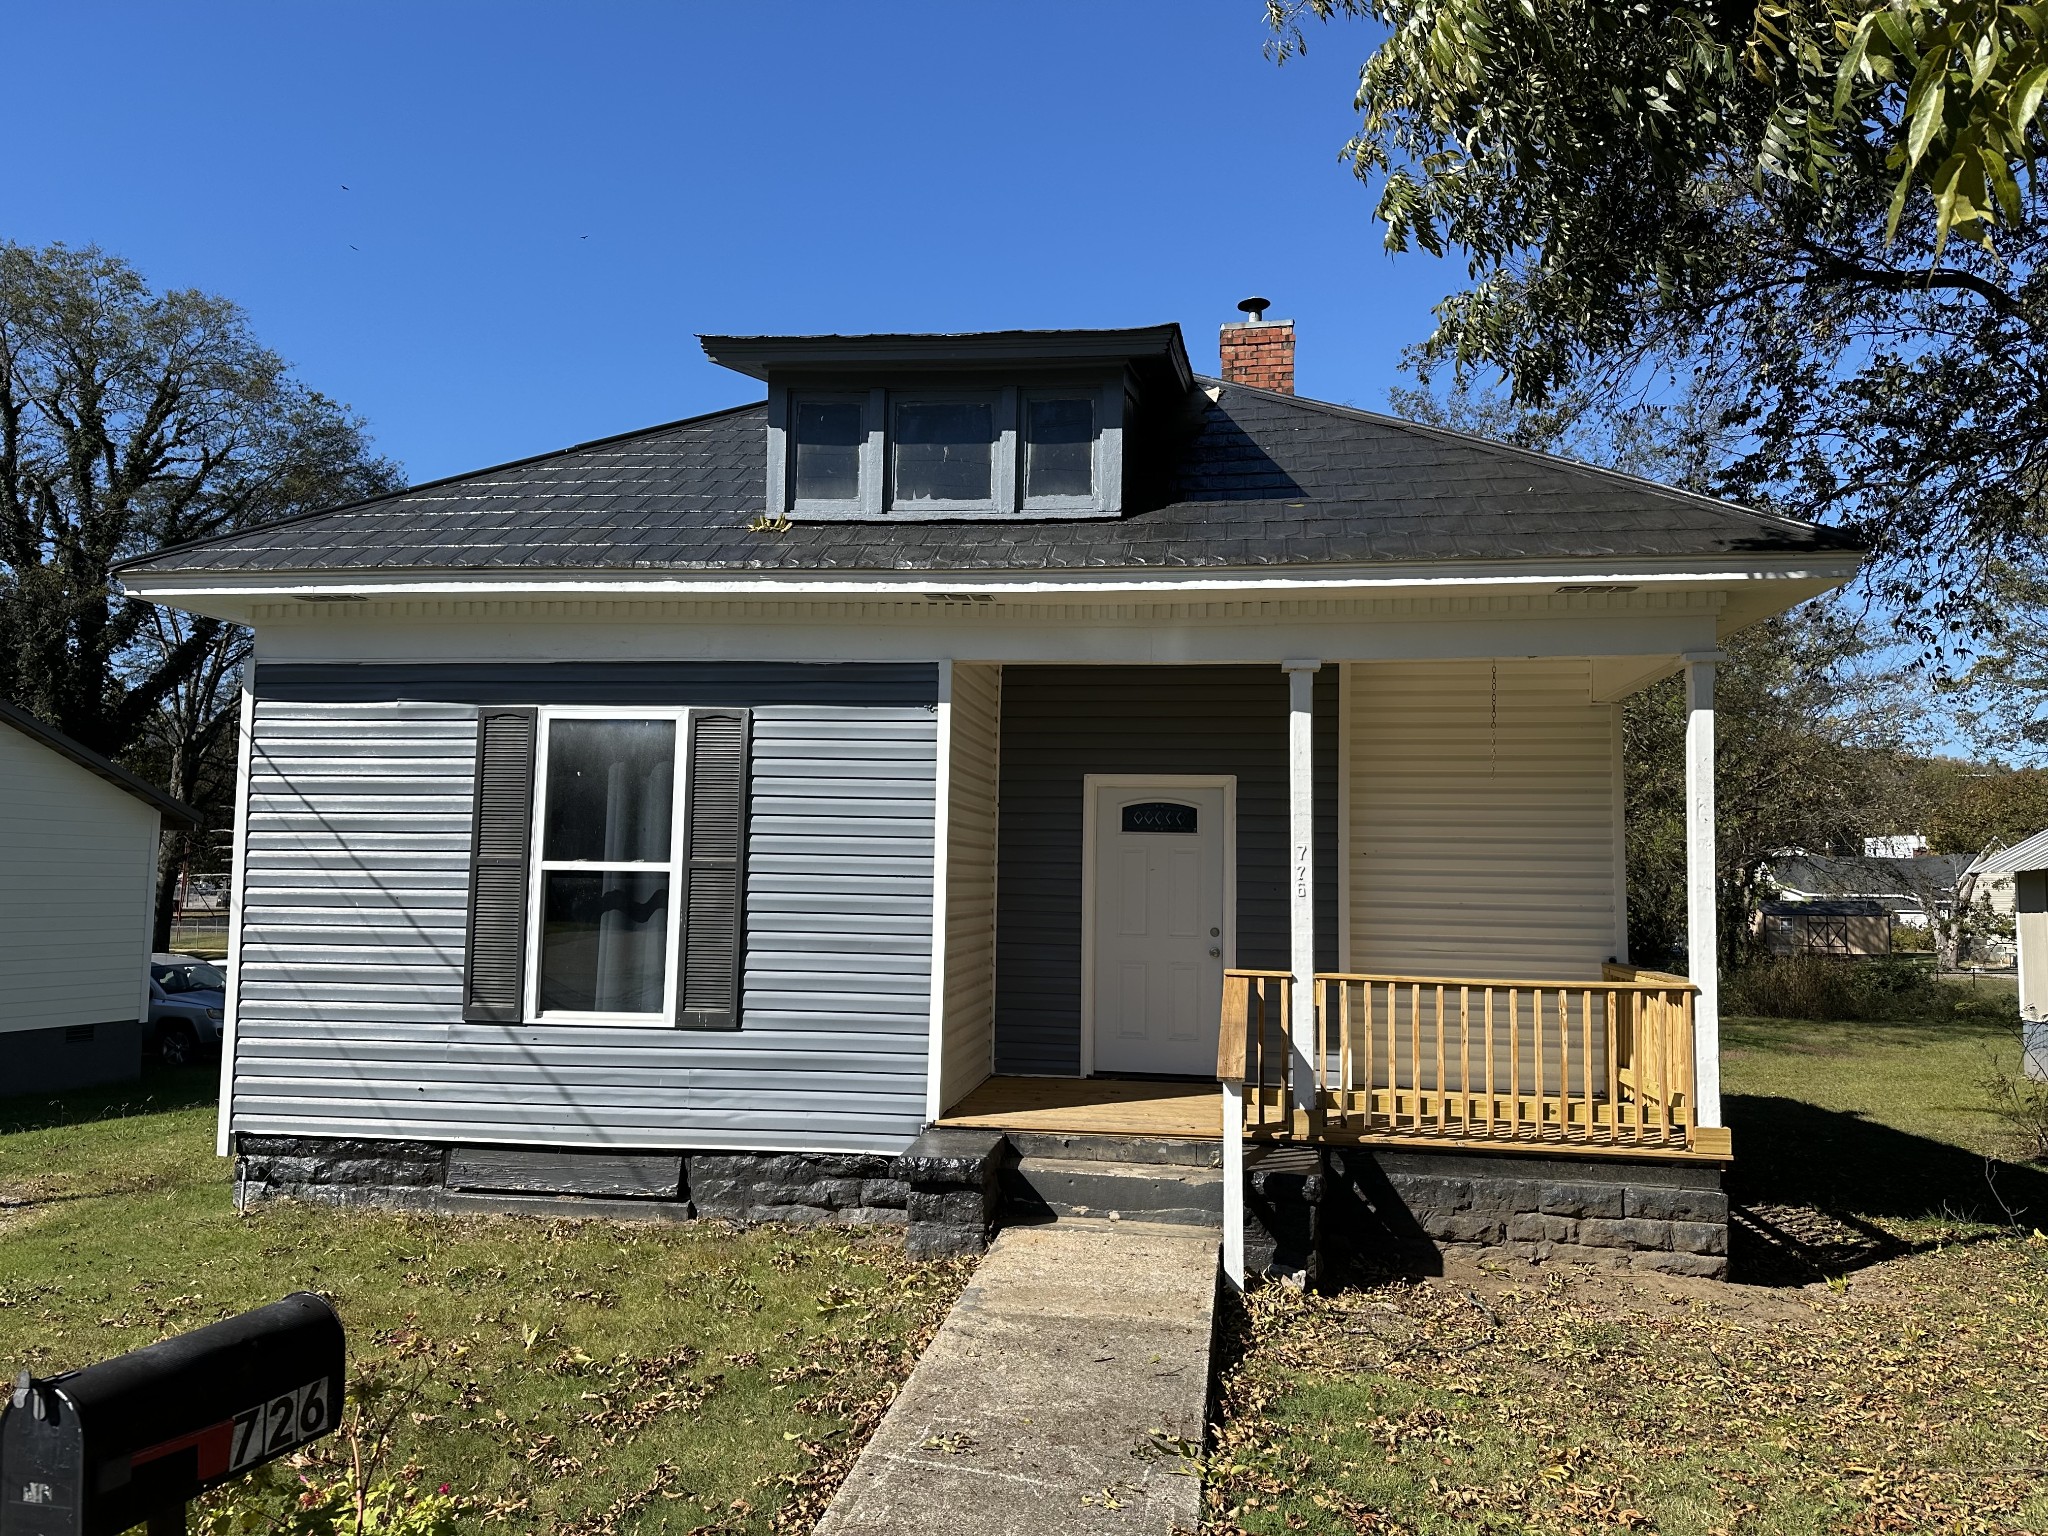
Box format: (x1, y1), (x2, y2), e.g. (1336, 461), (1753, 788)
(1220, 964), (1701, 1153)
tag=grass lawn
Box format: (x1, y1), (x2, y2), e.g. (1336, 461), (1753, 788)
(0, 1069), (969, 1535)
(1205, 1008), (2048, 1535)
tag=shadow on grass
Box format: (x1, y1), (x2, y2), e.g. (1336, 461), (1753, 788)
(1725, 1093), (2048, 1284)
(0, 1061), (219, 1137)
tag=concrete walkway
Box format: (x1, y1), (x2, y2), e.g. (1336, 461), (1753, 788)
(815, 1219), (1218, 1536)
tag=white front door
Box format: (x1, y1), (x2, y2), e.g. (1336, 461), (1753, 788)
(1088, 780), (1231, 1077)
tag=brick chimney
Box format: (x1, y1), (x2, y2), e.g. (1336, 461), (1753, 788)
(1218, 296), (1294, 394)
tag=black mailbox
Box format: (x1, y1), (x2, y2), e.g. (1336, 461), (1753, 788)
(1, 1293), (344, 1536)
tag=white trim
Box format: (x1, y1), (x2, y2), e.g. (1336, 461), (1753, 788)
(986, 665), (1003, 1086)
(1282, 661), (1321, 1104)
(1337, 662), (1353, 972)
(1612, 700), (1630, 964)
(119, 554), (1865, 604)
(924, 661), (955, 1122)
(1684, 656), (1721, 1125)
(1221, 1077), (1246, 1290)
(215, 683), (256, 1157)
(1078, 773), (1238, 1078)
(523, 707), (692, 1029)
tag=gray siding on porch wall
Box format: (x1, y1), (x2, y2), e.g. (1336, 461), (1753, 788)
(232, 662), (939, 1156)
(993, 665), (1338, 1076)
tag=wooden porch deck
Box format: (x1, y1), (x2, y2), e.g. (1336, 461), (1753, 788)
(940, 1074), (1732, 1159)
(939, 1076), (1223, 1139)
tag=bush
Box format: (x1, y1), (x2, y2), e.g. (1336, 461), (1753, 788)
(1724, 954), (2012, 1023)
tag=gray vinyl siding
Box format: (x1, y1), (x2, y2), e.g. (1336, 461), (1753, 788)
(231, 663), (938, 1154)
(992, 665), (1337, 1075)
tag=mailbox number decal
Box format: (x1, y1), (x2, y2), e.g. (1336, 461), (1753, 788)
(230, 1378), (332, 1472)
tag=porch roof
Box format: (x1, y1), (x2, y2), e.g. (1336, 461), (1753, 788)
(119, 380), (1859, 579)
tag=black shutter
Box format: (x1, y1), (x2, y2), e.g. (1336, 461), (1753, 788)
(676, 709), (750, 1029)
(463, 707), (538, 1023)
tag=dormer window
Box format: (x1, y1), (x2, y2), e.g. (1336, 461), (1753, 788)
(790, 397), (865, 504)
(893, 397), (997, 505)
(705, 324), (1192, 523)
(1023, 395), (1096, 503)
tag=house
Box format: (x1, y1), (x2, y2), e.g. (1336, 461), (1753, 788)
(0, 700), (198, 1092)
(1961, 831), (2048, 1079)
(114, 314), (1862, 1280)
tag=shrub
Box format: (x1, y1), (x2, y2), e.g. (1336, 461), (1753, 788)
(1724, 954), (2011, 1023)
(1983, 1054), (2048, 1164)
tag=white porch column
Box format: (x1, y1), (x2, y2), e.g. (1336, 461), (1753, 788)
(1684, 651), (1723, 1127)
(1282, 659), (1321, 1110)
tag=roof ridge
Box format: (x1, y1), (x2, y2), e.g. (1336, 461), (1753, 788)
(114, 398), (768, 577)
(1196, 376), (1846, 543)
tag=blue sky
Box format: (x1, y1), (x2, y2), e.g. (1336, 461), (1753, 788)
(7, 1), (1453, 484)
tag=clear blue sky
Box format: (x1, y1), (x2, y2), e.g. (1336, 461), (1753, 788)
(8, 1), (1454, 484)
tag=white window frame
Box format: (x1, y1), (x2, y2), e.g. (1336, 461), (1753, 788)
(524, 706), (692, 1028)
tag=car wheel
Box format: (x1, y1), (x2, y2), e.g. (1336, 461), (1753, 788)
(158, 1022), (198, 1068)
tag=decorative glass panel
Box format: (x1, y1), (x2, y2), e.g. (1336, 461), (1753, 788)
(1025, 397), (1094, 499)
(539, 872), (670, 1013)
(1122, 801), (1198, 834)
(893, 399), (993, 502)
(792, 398), (863, 501)
(543, 719), (675, 862)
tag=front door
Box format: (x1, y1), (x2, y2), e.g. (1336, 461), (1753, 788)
(1088, 779), (1231, 1076)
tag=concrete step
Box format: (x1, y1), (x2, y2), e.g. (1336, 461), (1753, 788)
(1004, 1155), (1224, 1227)
(1002, 1129), (1222, 1168)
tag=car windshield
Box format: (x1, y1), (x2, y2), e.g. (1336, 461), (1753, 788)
(154, 962), (224, 994)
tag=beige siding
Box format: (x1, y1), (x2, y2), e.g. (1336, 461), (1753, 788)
(0, 724), (159, 1033)
(938, 663), (1000, 1111)
(1346, 659), (1619, 981)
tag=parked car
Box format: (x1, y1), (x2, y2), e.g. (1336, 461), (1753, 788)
(149, 952), (225, 1067)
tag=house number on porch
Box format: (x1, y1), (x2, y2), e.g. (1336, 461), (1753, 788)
(1295, 843), (1309, 899)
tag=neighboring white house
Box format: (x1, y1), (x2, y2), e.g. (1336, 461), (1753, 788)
(1968, 830), (2048, 1080)
(0, 700), (198, 1093)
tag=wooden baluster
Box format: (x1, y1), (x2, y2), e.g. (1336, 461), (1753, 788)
(1509, 987), (1523, 1139)
(1605, 989), (1621, 1145)
(1678, 987), (1696, 1147)
(1432, 983), (1446, 1133)
(1483, 985), (1496, 1138)
(1458, 985), (1471, 1137)
(1580, 987), (1594, 1141)
(1279, 977), (1294, 1133)
(1408, 982), (1420, 1131)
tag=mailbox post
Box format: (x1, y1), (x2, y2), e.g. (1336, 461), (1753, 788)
(1, 1294), (344, 1536)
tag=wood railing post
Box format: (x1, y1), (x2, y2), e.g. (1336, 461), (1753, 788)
(1217, 971), (1251, 1289)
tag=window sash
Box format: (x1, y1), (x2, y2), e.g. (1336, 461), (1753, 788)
(525, 708), (690, 1026)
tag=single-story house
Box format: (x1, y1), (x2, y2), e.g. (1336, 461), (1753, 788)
(115, 315), (1863, 1279)
(1962, 831), (2048, 1079)
(0, 700), (198, 1093)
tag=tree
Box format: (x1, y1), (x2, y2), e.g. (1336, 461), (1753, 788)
(0, 242), (401, 758)
(1916, 758), (2048, 850)
(0, 242), (402, 940)
(1266, 0), (2048, 651)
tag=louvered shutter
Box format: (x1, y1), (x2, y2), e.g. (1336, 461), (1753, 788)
(676, 709), (750, 1030)
(463, 707), (538, 1023)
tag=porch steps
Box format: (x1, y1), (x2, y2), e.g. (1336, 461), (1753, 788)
(1002, 1148), (1224, 1228)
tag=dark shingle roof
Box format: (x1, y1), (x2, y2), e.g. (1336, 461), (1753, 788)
(118, 382), (1858, 578)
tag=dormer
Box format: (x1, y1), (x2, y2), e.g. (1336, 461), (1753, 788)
(699, 325), (1193, 521)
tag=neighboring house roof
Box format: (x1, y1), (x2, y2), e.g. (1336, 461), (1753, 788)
(1760, 898), (1887, 918)
(1765, 853), (1973, 911)
(114, 381), (1860, 580)
(1969, 829), (2048, 876)
(0, 699), (200, 827)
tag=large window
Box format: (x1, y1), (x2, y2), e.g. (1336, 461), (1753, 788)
(530, 714), (682, 1021)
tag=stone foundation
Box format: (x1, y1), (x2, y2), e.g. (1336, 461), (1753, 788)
(1324, 1147), (1728, 1279)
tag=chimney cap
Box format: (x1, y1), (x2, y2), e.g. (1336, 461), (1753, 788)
(1236, 295), (1272, 322)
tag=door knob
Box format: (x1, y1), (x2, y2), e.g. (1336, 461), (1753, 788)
(1208, 946), (1222, 957)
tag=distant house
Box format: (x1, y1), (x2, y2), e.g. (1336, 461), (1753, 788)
(1966, 830), (2048, 1080)
(1764, 852), (1975, 933)
(0, 701), (198, 1092)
